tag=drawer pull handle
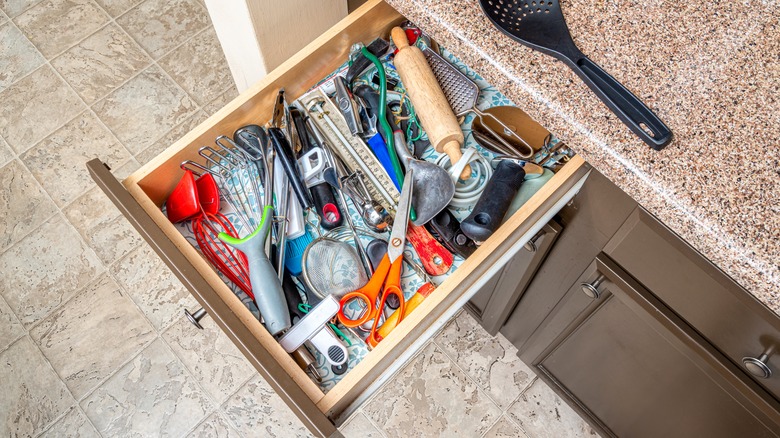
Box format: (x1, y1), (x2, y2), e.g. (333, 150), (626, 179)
(523, 231), (545, 252)
(743, 353), (772, 379)
(185, 307), (207, 330)
(580, 274), (605, 299)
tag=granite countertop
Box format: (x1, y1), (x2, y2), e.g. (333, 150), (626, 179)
(385, 0), (780, 313)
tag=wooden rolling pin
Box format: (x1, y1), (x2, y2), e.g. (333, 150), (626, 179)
(391, 27), (471, 180)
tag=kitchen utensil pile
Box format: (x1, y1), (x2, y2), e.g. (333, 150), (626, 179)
(162, 22), (575, 390)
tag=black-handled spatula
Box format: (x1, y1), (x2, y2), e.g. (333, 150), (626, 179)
(479, 0), (672, 149)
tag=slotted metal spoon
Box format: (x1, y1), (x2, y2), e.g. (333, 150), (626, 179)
(479, 0), (672, 150)
(422, 47), (535, 158)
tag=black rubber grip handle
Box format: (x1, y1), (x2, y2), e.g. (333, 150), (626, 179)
(427, 209), (476, 258)
(461, 160), (526, 242)
(345, 38), (390, 84)
(573, 56), (672, 150)
(268, 127), (313, 210)
(282, 268), (307, 323)
(309, 182), (342, 230)
(366, 238), (387, 272)
(289, 107), (311, 155)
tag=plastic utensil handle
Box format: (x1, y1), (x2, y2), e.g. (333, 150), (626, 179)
(461, 161), (526, 243)
(268, 127), (313, 210)
(406, 223), (454, 276)
(282, 268), (307, 323)
(219, 206), (291, 335)
(309, 182), (342, 230)
(366, 133), (400, 189)
(571, 56), (672, 150)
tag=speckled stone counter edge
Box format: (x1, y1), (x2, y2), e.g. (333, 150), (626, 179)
(385, 0), (780, 315)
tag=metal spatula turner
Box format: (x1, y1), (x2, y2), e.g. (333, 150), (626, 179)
(479, 0), (672, 150)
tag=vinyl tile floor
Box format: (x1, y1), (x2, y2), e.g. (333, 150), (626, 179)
(0, 1), (597, 436)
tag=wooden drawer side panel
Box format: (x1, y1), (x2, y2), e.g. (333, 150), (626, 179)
(87, 159), (337, 437)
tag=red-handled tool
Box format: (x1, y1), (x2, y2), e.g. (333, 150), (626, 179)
(406, 223), (453, 276)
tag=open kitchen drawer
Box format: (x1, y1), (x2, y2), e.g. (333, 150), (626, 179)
(88, 1), (590, 436)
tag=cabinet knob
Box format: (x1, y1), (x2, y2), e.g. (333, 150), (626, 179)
(580, 274), (605, 299)
(185, 307), (207, 330)
(742, 353), (772, 379)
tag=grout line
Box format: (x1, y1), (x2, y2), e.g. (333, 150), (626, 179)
(355, 410), (389, 438)
(479, 413), (506, 438)
(10, 334), (80, 436)
(430, 315), (507, 410)
(1, 0), (43, 21)
(75, 333), (160, 404)
(75, 404), (104, 438)
(157, 319), (225, 410)
(500, 410), (529, 437)
(0, 295), (24, 355)
(153, 337), (215, 438)
(14, 0), (113, 61)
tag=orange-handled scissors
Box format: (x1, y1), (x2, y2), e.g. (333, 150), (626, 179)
(337, 168), (415, 346)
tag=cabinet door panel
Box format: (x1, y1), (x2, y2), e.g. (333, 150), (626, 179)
(534, 254), (780, 437)
(468, 221), (561, 335)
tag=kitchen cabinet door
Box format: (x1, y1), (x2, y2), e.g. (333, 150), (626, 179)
(529, 254), (780, 437)
(467, 221), (562, 335)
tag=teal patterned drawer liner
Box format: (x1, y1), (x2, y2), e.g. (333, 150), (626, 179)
(170, 43), (566, 392)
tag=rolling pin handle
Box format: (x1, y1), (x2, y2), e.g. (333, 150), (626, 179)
(391, 27), (410, 50)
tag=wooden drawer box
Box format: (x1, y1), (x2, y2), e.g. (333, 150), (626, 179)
(87, 1), (590, 435)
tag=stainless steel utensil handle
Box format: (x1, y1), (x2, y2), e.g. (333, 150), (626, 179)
(473, 109), (534, 158)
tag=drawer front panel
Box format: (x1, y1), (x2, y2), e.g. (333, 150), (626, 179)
(605, 208), (780, 399)
(88, 160), (337, 437)
(467, 221), (562, 335)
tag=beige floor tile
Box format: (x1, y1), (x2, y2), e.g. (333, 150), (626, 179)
(135, 110), (207, 164)
(30, 274), (156, 399)
(82, 338), (213, 436)
(162, 315), (253, 404)
(340, 412), (385, 438)
(0, 295), (24, 352)
(0, 337), (75, 436)
(0, 22), (45, 92)
(41, 407), (100, 438)
(0, 215), (102, 327)
(203, 85), (238, 116)
(484, 415), (528, 438)
(435, 312), (535, 409)
(111, 156), (140, 178)
(0, 0), (42, 17)
(64, 186), (143, 265)
(222, 375), (311, 438)
(0, 65), (84, 154)
(0, 135), (12, 166)
(93, 0), (140, 17)
(21, 110), (132, 206)
(52, 23), (151, 104)
(117, 0), (209, 59)
(158, 28), (232, 105)
(0, 159), (58, 251)
(190, 412), (241, 438)
(15, 0), (109, 58)
(112, 244), (196, 330)
(506, 379), (599, 438)
(363, 342), (501, 438)
(93, 65), (197, 154)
